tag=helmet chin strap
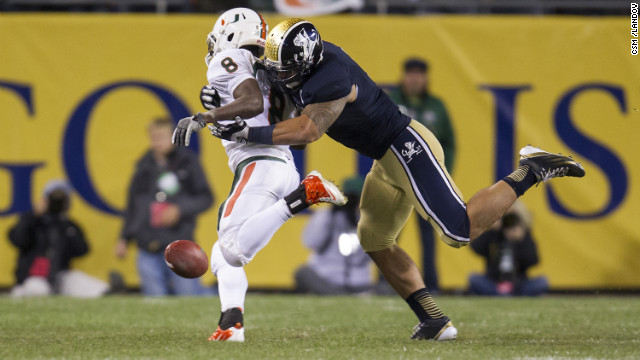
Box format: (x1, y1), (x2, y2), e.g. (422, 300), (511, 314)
(205, 33), (216, 66)
(205, 51), (214, 66)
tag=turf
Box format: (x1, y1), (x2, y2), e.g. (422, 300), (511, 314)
(1, 295), (639, 359)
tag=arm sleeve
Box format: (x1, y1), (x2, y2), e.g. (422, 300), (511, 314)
(302, 209), (333, 251)
(173, 154), (214, 219)
(8, 213), (38, 250)
(207, 49), (256, 97)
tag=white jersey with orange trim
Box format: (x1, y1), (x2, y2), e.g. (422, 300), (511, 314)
(207, 48), (294, 171)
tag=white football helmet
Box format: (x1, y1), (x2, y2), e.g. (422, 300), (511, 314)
(205, 8), (268, 66)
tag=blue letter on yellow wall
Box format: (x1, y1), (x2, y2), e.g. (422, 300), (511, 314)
(479, 85), (532, 180)
(0, 163), (45, 216)
(0, 81), (42, 216)
(63, 81), (194, 215)
(0, 81), (34, 116)
(550, 83), (628, 219)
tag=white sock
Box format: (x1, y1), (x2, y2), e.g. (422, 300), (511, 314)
(211, 242), (247, 312)
(218, 265), (247, 312)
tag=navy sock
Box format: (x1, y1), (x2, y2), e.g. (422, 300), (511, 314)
(405, 288), (444, 322)
(502, 165), (538, 197)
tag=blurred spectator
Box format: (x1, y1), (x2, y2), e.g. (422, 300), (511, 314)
(468, 201), (549, 296)
(116, 118), (214, 296)
(295, 176), (373, 295)
(8, 180), (110, 298)
(388, 57), (456, 292)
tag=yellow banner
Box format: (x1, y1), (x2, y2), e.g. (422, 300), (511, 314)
(1, 14), (638, 289)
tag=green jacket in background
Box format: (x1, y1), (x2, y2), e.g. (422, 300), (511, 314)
(388, 88), (456, 172)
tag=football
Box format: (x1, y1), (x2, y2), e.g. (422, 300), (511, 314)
(164, 240), (209, 278)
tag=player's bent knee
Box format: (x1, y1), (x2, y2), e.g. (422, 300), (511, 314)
(218, 235), (251, 268)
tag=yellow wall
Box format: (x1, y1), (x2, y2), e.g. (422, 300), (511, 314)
(1, 14), (638, 289)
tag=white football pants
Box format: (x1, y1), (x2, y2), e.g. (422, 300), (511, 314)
(210, 157), (299, 311)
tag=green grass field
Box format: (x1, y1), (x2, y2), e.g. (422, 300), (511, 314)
(1, 294), (639, 359)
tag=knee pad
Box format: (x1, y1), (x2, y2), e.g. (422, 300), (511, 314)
(211, 241), (248, 274)
(218, 235), (251, 268)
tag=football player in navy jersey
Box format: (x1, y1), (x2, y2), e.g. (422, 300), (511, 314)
(208, 18), (585, 341)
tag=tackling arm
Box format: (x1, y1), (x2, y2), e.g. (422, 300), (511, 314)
(271, 84), (357, 145)
(209, 84), (356, 145)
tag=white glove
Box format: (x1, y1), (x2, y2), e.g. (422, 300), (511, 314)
(172, 113), (206, 147)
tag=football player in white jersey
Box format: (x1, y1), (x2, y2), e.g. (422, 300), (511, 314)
(172, 8), (346, 342)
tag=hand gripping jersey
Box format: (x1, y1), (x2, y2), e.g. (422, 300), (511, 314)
(291, 42), (411, 160)
(207, 48), (294, 171)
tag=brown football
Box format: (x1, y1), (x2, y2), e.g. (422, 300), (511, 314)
(164, 240), (209, 278)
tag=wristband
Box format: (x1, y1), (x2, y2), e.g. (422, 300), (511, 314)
(194, 112), (205, 122)
(247, 125), (275, 145)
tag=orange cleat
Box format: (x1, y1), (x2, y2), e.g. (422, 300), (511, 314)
(208, 307), (245, 342)
(208, 323), (244, 342)
(301, 170), (347, 206)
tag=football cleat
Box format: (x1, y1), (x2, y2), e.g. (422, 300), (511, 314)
(301, 170), (347, 206)
(208, 307), (245, 342)
(411, 316), (458, 341)
(208, 324), (244, 342)
(519, 145), (585, 183)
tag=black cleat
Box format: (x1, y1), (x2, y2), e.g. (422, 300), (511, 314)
(410, 316), (457, 341)
(519, 145), (585, 183)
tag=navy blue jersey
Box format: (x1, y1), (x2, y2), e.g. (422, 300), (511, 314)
(292, 42), (411, 160)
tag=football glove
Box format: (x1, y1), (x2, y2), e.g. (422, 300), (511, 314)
(172, 113), (206, 147)
(209, 117), (249, 143)
(200, 85), (221, 110)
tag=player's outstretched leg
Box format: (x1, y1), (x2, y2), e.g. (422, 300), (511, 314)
(467, 145), (584, 240)
(221, 170), (346, 267)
